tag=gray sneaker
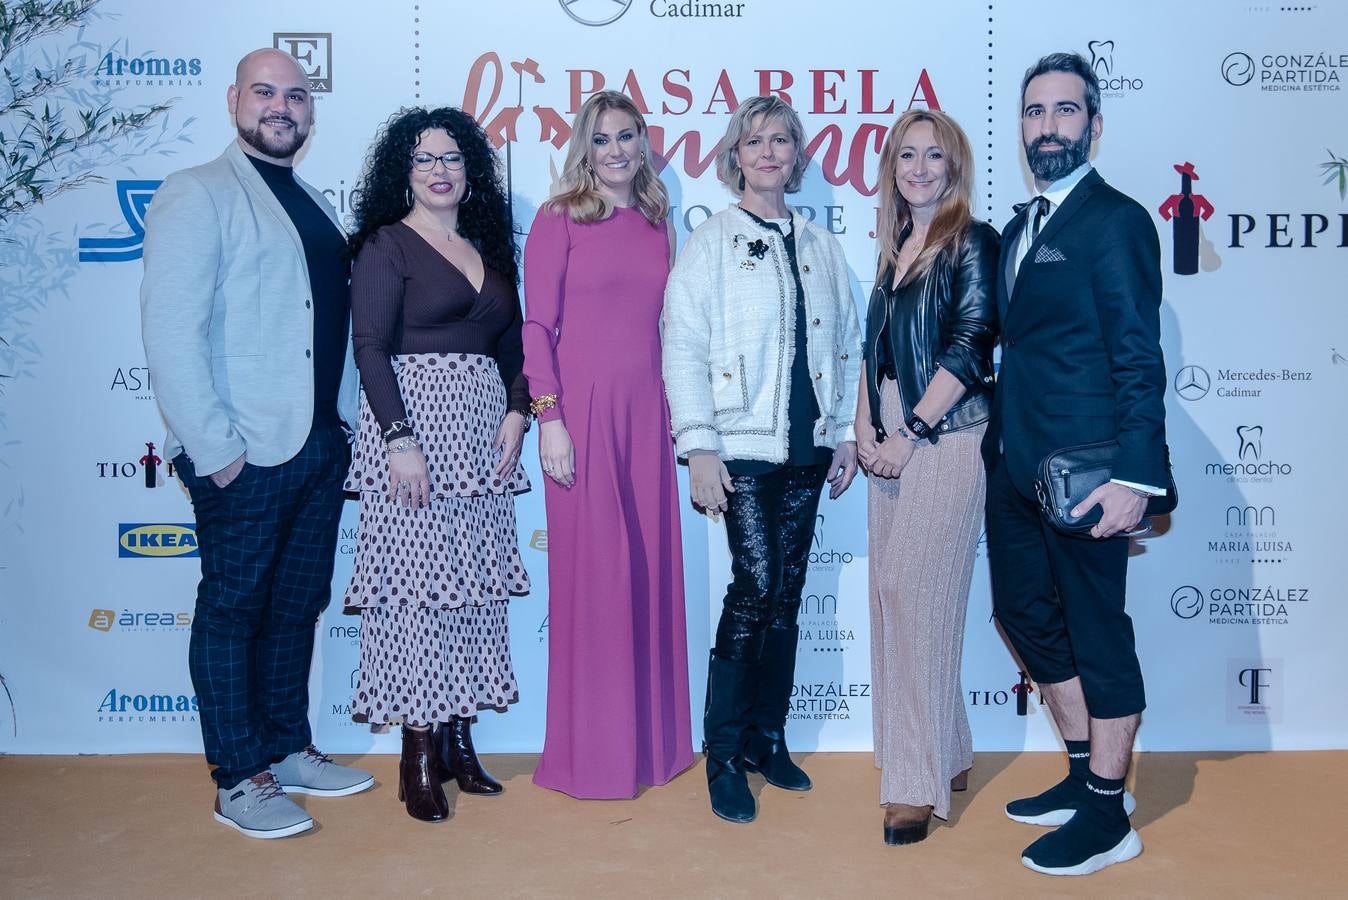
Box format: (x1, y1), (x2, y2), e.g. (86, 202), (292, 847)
(214, 771), (314, 839)
(270, 745), (375, 797)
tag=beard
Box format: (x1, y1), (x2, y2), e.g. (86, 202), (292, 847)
(1024, 130), (1091, 183)
(237, 116), (308, 160)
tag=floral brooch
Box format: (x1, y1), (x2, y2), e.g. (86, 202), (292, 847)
(733, 233), (770, 270)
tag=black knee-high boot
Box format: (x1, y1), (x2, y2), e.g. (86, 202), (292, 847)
(703, 652), (757, 823)
(742, 624), (811, 791)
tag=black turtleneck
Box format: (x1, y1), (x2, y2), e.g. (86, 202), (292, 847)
(726, 208), (829, 475)
(246, 154), (349, 429)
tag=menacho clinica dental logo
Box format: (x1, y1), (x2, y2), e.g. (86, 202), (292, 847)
(118, 523), (199, 559)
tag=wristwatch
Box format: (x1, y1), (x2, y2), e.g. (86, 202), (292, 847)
(905, 413), (936, 444)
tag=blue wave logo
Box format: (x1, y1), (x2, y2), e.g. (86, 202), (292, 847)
(78, 180), (162, 262)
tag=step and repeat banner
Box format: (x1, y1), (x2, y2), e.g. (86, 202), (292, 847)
(1, 0), (1345, 756)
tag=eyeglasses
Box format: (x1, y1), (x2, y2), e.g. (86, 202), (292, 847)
(410, 151), (466, 172)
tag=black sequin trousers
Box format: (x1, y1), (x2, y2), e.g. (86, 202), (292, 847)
(714, 463), (829, 663)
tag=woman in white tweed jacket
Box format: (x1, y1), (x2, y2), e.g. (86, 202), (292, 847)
(661, 96), (861, 826)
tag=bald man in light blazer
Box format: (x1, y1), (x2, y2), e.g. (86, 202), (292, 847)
(141, 48), (371, 840)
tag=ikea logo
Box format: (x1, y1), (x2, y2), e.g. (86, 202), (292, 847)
(118, 523), (199, 558)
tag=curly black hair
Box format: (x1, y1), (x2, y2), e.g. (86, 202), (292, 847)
(348, 106), (518, 284)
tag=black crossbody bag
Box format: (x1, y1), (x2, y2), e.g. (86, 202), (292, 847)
(1035, 441), (1178, 537)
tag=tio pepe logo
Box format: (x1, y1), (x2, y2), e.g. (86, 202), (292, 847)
(559, 0), (634, 25)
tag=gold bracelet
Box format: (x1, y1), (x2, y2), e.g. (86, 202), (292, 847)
(529, 394), (558, 416)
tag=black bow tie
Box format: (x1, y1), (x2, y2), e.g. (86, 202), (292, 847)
(1013, 196), (1050, 216)
(1015, 196), (1051, 242)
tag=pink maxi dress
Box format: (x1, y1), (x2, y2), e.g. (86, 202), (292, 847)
(522, 205), (693, 799)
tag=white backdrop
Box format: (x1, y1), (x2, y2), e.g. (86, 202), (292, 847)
(1, 0), (1345, 757)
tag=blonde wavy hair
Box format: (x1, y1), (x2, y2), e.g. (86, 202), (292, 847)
(714, 95), (808, 196)
(874, 109), (974, 284)
(546, 91), (668, 227)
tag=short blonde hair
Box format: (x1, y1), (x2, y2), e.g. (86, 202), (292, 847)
(714, 96), (807, 196)
(545, 91), (668, 227)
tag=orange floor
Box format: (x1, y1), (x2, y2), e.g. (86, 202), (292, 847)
(2, 751), (1343, 898)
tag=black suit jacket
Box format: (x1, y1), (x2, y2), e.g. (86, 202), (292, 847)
(982, 169), (1168, 497)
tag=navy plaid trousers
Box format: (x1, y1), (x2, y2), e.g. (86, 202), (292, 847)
(176, 423), (350, 788)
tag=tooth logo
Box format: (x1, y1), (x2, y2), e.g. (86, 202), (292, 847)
(1236, 425), (1262, 462)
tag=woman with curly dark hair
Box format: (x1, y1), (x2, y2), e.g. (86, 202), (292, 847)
(342, 106), (532, 822)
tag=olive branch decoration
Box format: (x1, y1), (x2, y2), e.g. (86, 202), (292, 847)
(1, 0), (174, 224)
(1, 0), (188, 741)
(1321, 149), (1348, 201)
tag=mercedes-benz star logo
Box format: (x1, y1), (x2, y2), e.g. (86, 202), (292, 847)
(1174, 365), (1211, 401)
(1222, 52), (1255, 86)
(1171, 586), (1204, 620)
(559, 0), (634, 26)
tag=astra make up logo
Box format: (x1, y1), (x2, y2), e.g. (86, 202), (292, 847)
(78, 180), (160, 263)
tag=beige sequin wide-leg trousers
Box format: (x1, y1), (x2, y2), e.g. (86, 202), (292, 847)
(868, 378), (986, 819)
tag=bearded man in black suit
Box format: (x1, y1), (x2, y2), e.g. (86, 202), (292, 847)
(982, 52), (1168, 877)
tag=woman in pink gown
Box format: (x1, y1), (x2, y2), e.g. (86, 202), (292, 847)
(523, 91), (693, 799)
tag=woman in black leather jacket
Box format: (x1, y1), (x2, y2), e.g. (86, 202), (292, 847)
(855, 109), (998, 846)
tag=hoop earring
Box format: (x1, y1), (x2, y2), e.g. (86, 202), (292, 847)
(461, 181), (472, 204)
(405, 185), (413, 207)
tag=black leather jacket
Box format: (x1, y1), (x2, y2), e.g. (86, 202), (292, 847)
(863, 220), (999, 442)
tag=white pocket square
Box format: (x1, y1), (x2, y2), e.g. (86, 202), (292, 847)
(1035, 245), (1067, 264)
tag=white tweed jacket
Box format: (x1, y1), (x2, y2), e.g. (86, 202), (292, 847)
(662, 206), (862, 462)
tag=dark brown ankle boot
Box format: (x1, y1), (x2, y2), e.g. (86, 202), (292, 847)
(399, 726), (449, 821)
(439, 716), (502, 795)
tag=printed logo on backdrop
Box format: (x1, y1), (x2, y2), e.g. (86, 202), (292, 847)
(796, 593), (855, 654)
(110, 366), (154, 401)
(1170, 154), (1347, 253)
(327, 668), (362, 727)
(97, 688), (198, 724)
(88, 607), (191, 633)
(1087, 40), (1144, 98)
(460, 52), (942, 236)
(1173, 364), (1311, 401)
(1170, 584), (1309, 626)
(1203, 425), (1293, 483)
(92, 44), (204, 88)
(559, 0), (750, 25)
(809, 515), (854, 572)
(1209, 504), (1291, 566)
(790, 681), (869, 722)
(99, 442), (176, 487)
(1158, 162), (1215, 275)
(1221, 50), (1344, 92)
(967, 672), (1037, 716)
(559, 0), (635, 25)
(328, 622), (359, 649)
(274, 33), (332, 93)
(119, 523), (199, 559)
(78, 180), (161, 263)
(1227, 659), (1283, 724)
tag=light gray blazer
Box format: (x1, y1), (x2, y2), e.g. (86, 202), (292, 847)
(140, 141), (358, 475)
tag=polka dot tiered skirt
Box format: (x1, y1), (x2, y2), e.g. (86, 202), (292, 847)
(356, 603), (519, 723)
(343, 353), (530, 726)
